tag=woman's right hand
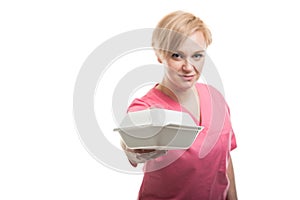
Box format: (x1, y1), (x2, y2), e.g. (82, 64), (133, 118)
(120, 141), (167, 167)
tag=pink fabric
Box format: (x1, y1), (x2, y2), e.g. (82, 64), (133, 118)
(128, 83), (237, 200)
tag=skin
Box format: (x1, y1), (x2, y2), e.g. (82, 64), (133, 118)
(226, 156), (238, 200)
(158, 31), (206, 93)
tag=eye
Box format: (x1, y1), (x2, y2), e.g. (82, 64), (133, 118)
(171, 53), (184, 60)
(192, 53), (204, 60)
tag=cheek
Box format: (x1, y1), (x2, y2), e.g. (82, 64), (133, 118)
(165, 60), (182, 71)
(165, 66), (178, 77)
(192, 58), (205, 68)
(193, 60), (205, 73)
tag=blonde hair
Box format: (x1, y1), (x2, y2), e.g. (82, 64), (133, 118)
(152, 10), (212, 58)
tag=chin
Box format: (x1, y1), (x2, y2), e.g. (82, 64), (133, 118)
(176, 81), (196, 91)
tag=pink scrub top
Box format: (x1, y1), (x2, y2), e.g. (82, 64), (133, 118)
(128, 83), (237, 200)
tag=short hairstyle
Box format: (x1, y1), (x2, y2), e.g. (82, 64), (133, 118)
(152, 10), (212, 58)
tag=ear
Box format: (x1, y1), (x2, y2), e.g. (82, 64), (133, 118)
(157, 57), (162, 63)
(155, 51), (163, 63)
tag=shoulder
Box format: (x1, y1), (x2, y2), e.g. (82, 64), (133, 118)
(127, 85), (160, 112)
(127, 84), (181, 112)
(127, 98), (151, 112)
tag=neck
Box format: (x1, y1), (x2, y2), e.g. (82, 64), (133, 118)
(156, 82), (197, 104)
(156, 82), (200, 122)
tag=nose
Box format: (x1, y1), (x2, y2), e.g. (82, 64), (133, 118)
(182, 59), (194, 72)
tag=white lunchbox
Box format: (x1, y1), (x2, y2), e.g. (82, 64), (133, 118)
(113, 108), (204, 150)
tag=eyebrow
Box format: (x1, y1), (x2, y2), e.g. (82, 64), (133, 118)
(175, 50), (206, 54)
(194, 50), (206, 53)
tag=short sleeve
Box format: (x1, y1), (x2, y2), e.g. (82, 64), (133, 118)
(226, 101), (237, 151)
(127, 98), (150, 112)
(230, 130), (237, 151)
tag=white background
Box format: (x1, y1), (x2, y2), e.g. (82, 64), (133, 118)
(1, 0), (300, 199)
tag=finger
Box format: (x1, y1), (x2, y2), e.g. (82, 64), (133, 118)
(133, 149), (156, 153)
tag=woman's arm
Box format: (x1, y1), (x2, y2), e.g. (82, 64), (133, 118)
(120, 140), (167, 167)
(226, 156), (238, 200)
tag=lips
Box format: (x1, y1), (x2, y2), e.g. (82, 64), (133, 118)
(180, 74), (195, 81)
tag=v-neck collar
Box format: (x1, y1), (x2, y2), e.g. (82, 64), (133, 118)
(151, 83), (203, 126)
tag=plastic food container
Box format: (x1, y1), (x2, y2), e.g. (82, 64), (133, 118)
(113, 108), (204, 150)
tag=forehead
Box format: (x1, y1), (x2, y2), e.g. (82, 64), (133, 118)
(177, 31), (206, 52)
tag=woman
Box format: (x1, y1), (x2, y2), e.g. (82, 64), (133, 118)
(121, 10), (238, 200)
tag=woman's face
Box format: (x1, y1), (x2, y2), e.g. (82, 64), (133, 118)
(160, 31), (206, 91)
